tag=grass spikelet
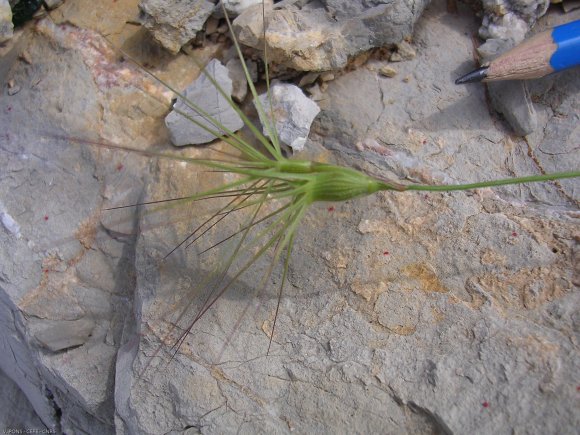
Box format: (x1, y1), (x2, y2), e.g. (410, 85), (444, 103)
(86, 2), (580, 365)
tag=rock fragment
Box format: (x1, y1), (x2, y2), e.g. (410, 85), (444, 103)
(139, 0), (215, 54)
(379, 65), (397, 77)
(234, 0), (429, 71)
(32, 318), (95, 352)
(165, 59), (244, 146)
(255, 82), (320, 152)
(226, 57), (257, 102)
(390, 40), (416, 62)
(220, 0), (269, 16)
(478, 39), (537, 135)
(0, 0), (13, 43)
(479, 0), (550, 42)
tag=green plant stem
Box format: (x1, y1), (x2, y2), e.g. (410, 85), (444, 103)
(394, 171), (580, 192)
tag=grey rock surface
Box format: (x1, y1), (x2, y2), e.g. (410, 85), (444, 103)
(478, 39), (538, 136)
(488, 80), (538, 136)
(479, 0), (550, 42)
(165, 58), (244, 145)
(0, 369), (46, 431)
(0, 0), (13, 43)
(0, 9), (169, 433)
(234, 0), (430, 71)
(139, 0), (215, 54)
(220, 0), (267, 16)
(255, 82), (321, 152)
(226, 57), (254, 102)
(0, 1), (578, 434)
(31, 318), (96, 352)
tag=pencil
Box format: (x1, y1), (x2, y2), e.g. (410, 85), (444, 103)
(455, 19), (580, 84)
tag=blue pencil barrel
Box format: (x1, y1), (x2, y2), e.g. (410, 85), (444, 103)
(550, 20), (580, 71)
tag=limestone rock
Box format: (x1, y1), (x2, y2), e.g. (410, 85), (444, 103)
(139, 0), (215, 54)
(0, 15), (152, 434)
(220, 0), (269, 16)
(0, 369), (46, 431)
(165, 59), (244, 145)
(226, 57), (256, 102)
(1, 1), (579, 434)
(0, 0), (13, 43)
(234, 0), (430, 71)
(255, 82), (321, 152)
(31, 318), (95, 352)
(478, 39), (538, 135)
(479, 0), (550, 42)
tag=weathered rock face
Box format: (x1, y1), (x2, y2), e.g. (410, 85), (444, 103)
(234, 0), (430, 71)
(0, 369), (46, 431)
(0, 1), (579, 434)
(0, 0), (13, 43)
(479, 0), (550, 42)
(139, 0), (216, 54)
(165, 59), (244, 146)
(255, 82), (321, 152)
(0, 4), (204, 431)
(221, 0), (266, 16)
(477, 38), (538, 136)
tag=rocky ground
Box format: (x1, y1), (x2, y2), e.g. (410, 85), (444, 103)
(0, 0), (579, 434)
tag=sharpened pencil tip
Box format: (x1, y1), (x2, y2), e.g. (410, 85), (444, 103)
(455, 66), (489, 84)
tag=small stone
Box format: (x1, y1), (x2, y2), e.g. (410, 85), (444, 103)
(390, 40), (416, 62)
(226, 57), (257, 102)
(139, 0), (215, 54)
(7, 79), (21, 95)
(479, 38), (537, 135)
(306, 82), (325, 101)
(320, 72), (335, 82)
(298, 72), (320, 87)
(7, 83), (21, 95)
(0, 0), (13, 43)
(0, 206), (20, 236)
(255, 82), (321, 152)
(234, 0), (429, 71)
(479, 0), (550, 42)
(165, 59), (244, 146)
(43, 0), (64, 10)
(219, 0), (270, 17)
(489, 81), (537, 136)
(379, 65), (397, 77)
(217, 23), (228, 34)
(204, 16), (219, 35)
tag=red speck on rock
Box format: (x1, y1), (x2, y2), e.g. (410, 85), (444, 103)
(43, 215), (49, 221)
(383, 251), (389, 256)
(512, 232), (518, 237)
(327, 206), (335, 212)
(482, 401), (490, 408)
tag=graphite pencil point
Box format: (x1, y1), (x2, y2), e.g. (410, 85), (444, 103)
(455, 66), (489, 85)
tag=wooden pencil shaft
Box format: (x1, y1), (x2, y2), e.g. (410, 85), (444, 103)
(485, 31), (556, 81)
